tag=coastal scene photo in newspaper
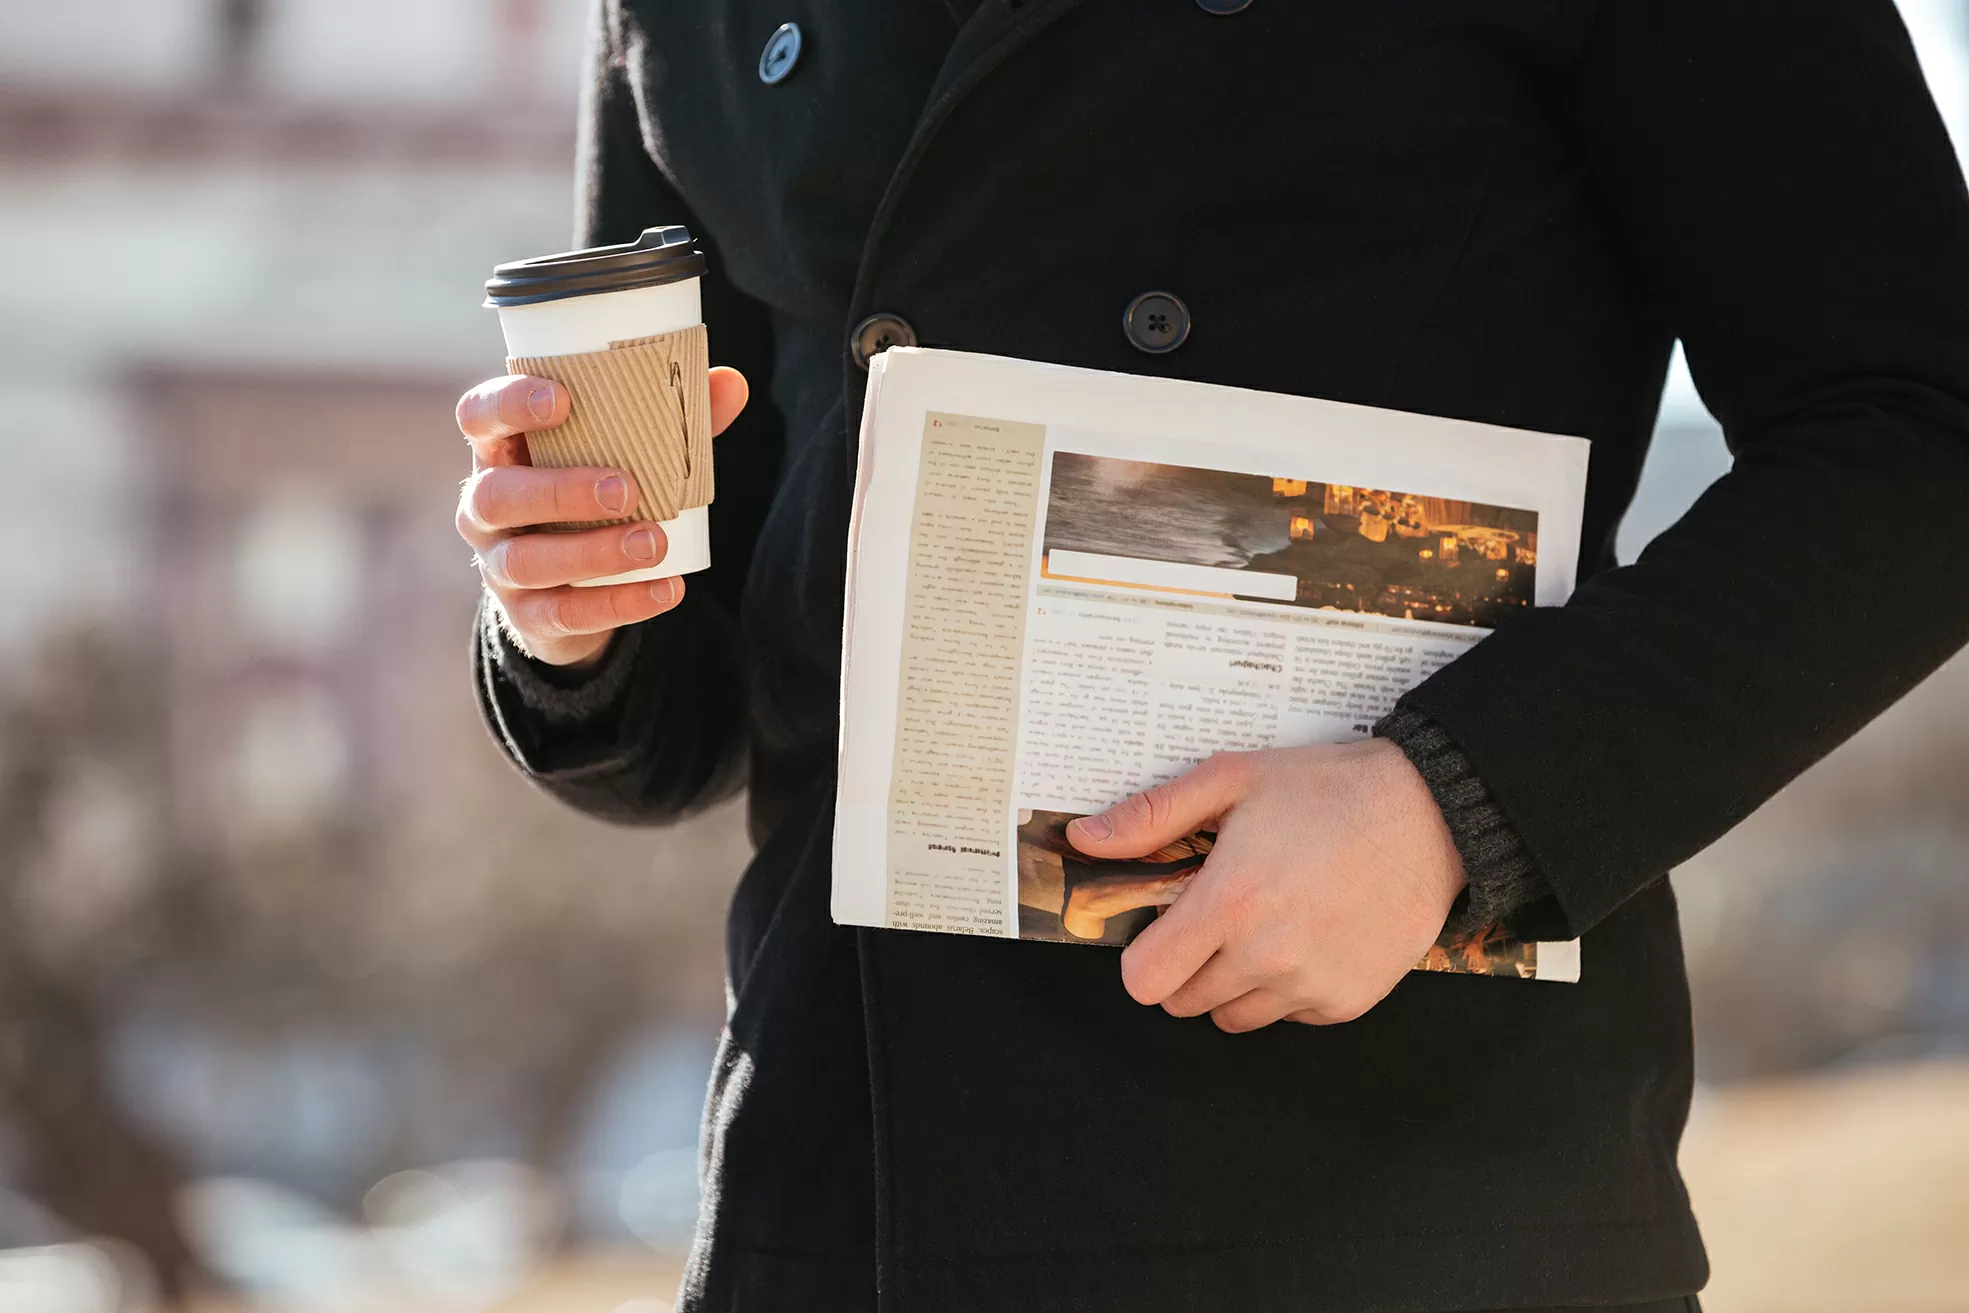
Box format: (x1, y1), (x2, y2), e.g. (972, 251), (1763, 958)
(1043, 453), (1539, 627)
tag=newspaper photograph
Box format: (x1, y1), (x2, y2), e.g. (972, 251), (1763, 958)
(835, 349), (1589, 981)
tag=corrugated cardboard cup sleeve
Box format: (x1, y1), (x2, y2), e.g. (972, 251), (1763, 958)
(506, 325), (714, 530)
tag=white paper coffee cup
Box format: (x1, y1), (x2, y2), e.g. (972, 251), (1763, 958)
(485, 226), (711, 585)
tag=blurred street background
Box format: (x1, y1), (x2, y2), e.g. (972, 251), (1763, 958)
(0, 3), (1966, 1311)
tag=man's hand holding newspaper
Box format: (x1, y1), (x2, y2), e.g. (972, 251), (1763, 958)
(1067, 740), (1467, 1032)
(833, 351), (1586, 997)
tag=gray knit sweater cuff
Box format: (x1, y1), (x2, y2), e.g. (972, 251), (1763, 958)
(1374, 705), (1546, 931)
(478, 591), (644, 726)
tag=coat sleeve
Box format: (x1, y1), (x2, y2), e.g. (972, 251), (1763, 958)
(1398, 0), (1969, 941)
(472, 0), (783, 826)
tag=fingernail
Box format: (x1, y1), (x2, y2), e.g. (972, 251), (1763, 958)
(527, 384), (557, 423)
(651, 578), (680, 605)
(595, 475), (629, 514)
(623, 528), (658, 560)
(1071, 814), (1112, 841)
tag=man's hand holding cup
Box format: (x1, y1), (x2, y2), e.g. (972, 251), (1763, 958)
(460, 226), (745, 670)
(453, 368), (749, 670)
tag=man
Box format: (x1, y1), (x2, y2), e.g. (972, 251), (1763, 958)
(454, 3), (1969, 1310)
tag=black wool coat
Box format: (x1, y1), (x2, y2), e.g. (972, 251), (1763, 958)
(474, 3), (1969, 1311)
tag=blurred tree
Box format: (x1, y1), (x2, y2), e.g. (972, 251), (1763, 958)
(0, 621), (743, 1303)
(0, 627), (202, 1301)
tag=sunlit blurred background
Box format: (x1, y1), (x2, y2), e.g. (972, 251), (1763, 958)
(0, 3), (1966, 1311)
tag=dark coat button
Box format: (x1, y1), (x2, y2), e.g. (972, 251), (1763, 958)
(1122, 291), (1190, 354)
(852, 312), (918, 369)
(758, 22), (803, 84)
(1196, 0), (1253, 12)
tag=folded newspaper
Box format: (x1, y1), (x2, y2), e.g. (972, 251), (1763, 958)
(834, 349), (1588, 982)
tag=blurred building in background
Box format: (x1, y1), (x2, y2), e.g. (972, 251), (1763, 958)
(0, 2), (1966, 1312)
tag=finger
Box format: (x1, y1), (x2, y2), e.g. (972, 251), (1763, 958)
(1117, 860), (1235, 1006)
(460, 465), (639, 538)
(708, 366), (749, 437)
(1068, 751), (1247, 859)
(479, 521), (668, 590)
(1155, 950), (1253, 1019)
(457, 374), (568, 452)
(1284, 1008), (1339, 1026)
(1210, 989), (1297, 1035)
(494, 575), (685, 641)
(471, 430), (529, 470)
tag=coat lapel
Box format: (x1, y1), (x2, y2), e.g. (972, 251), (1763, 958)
(845, 0), (1096, 360)
(928, 0), (1094, 107)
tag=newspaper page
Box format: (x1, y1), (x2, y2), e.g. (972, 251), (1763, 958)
(835, 350), (1588, 982)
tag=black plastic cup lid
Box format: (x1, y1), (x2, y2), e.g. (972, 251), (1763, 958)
(485, 225), (706, 308)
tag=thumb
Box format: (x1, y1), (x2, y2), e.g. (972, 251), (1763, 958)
(708, 366), (749, 437)
(1068, 753), (1247, 859)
